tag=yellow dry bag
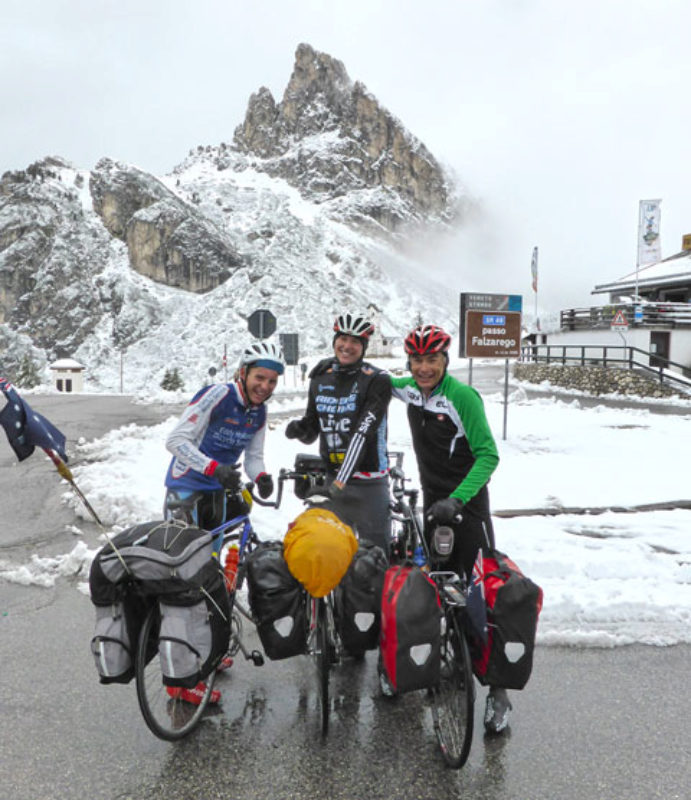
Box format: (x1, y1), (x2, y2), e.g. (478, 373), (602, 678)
(283, 507), (358, 598)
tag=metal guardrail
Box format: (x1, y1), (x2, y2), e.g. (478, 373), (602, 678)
(519, 344), (691, 391)
(560, 303), (691, 331)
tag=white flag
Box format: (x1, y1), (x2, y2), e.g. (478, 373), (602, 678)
(637, 199), (662, 266)
(530, 246), (538, 293)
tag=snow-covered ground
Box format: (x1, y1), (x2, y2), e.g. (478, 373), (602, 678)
(2, 371), (690, 649)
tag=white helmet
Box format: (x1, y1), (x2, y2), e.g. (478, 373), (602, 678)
(238, 341), (285, 375)
(333, 313), (375, 340)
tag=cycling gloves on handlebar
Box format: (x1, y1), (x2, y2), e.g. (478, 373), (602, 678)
(427, 497), (464, 525)
(255, 472), (274, 499)
(213, 463), (242, 491)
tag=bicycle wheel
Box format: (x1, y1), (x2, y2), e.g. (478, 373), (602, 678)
(313, 597), (330, 736)
(135, 604), (216, 741)
(430, 608), (474, 768)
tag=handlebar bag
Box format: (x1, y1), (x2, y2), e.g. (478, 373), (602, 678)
(379, 565), (441, 693)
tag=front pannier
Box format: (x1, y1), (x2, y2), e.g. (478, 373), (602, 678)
(334, 541), (388, 653)
(379, 565), (442, 693)
(467, 548), (543, 690)
(246, 541), (307, 660)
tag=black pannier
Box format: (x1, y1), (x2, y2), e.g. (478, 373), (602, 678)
(292, 453), (327, 500)
(246, 540), (307, 659)
(89, 520), (230, 688)
(334, 542), (388, 654)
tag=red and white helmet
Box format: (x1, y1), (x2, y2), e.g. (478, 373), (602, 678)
(404, 324), (451, 355)
(333, 313), (375, 340)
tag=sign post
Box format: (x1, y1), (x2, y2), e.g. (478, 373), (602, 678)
(459, 293), (523, 440)
(611, 308), (629, 351)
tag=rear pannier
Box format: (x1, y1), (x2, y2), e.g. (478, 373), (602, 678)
(89, 520), (230, 688)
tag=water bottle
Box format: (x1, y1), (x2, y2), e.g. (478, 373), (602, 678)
(224, 544), (239, 592)
(412, 545), (427, 569)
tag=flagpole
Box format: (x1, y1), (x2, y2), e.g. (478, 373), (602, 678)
(42, 447), (104, 527)
(531, 246), (539, 331)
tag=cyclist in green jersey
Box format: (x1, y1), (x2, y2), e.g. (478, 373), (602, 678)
(390, 323), (511, 734)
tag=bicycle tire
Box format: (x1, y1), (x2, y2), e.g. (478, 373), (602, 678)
(430, 607), (474, 768)
(314, 597), (330, 736)
(135, 604), (216, 741)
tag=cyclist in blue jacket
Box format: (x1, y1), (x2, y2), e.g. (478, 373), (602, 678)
(164, 340), (285, 536)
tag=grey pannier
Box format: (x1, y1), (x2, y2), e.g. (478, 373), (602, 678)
(89, 520), (230, 688)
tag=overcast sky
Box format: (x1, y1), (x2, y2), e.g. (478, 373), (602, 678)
(3, 0), (691, 312)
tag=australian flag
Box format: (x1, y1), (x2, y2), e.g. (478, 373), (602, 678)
(466, 548), (488, 644)
(0, 378), (68, 462)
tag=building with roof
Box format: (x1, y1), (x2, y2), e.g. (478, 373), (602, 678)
(531, 235), (691, 382)
(49, 358), (85, 392)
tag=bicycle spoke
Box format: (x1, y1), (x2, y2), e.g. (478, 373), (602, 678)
(135, 605), (215, 741)
(430, 609), (474, 768)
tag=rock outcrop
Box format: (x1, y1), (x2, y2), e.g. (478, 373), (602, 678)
(90, 159), (244, 292)
(232, 43), (453, 232)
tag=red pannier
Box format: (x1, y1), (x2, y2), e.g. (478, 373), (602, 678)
(469, 549), (543, 690)
(379, 565), (441, 693)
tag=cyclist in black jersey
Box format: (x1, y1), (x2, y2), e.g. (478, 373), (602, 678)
(391, 323), (512, 735)
(285, 312), (392, 558)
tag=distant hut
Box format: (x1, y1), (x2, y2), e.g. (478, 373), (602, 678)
(49, 358), (85, 393)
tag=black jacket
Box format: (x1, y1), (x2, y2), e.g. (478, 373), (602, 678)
(293, 358), (391, 483)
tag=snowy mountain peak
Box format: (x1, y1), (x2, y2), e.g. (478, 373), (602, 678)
(231, 42), (455, 233)
(0, 47), (466, 394)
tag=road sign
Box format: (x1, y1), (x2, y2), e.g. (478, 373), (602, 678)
(247, 309), (276, 339)
(279, 333), (299, 366)
(464, 310), (522, 358)
(611, 310), (629, 331)
(460, 293), (523, 314)
(459, 293), (523, 358)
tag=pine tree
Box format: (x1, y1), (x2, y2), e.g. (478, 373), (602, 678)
(160, 367), (185, 392)
(15, 354), (41, 388)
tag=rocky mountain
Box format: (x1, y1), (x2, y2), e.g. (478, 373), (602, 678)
(0, 44), (467, 393)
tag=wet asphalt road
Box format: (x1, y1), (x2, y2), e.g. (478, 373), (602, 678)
(2, 581), (690, 800)
(2, 378), (691, 799)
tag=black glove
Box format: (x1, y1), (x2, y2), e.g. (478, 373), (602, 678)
(427, 497), (464, 525)
(286, 419), (316, 444)
(214, 463), (242, 492)
(285, 419), (302, 440)
(255, 472), (274, 499)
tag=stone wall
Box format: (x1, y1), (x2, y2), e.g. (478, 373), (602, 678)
(513, 363), (684, 399)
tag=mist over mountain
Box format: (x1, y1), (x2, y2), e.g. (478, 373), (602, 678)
(0, 44), (471, 393)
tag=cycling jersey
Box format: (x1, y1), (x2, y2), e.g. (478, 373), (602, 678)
(164, 380), (267, 493)
(299, 358), (391, 484)
(390, 373), (499, 504)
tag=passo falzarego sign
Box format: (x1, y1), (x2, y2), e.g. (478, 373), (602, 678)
(459, 293), (522, 358)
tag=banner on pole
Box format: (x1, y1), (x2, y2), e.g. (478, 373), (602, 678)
(637, 199), (662, 266)
(530, 246), (538, 293)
